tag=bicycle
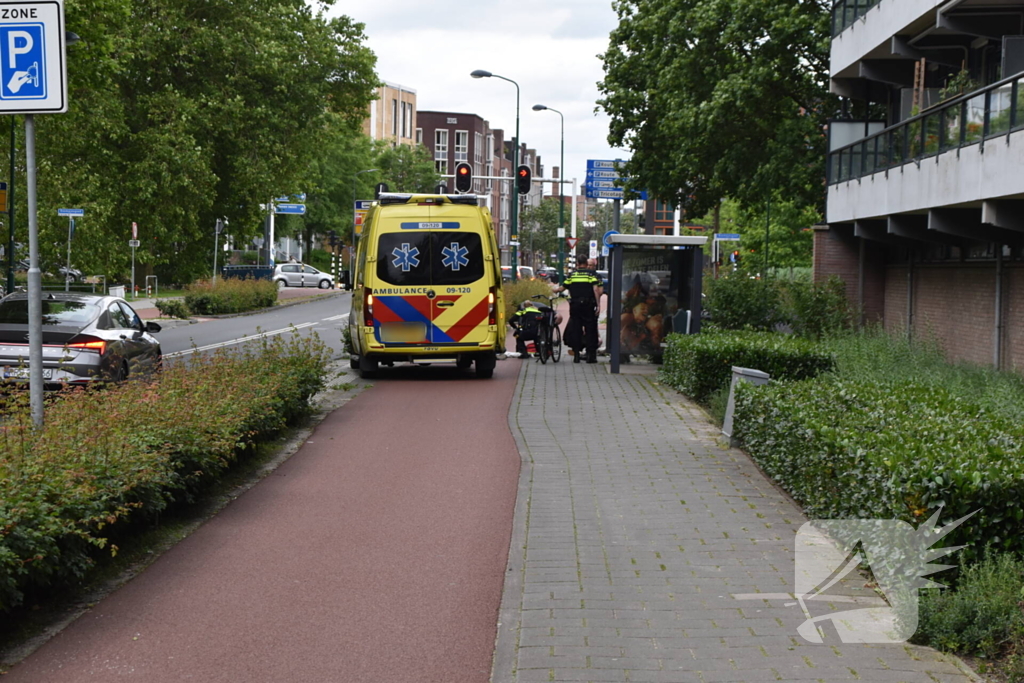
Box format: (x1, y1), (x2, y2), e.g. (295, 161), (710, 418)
(529, 295), (563, 364)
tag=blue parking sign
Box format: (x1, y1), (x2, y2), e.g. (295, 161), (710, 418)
(0, 1), (67, 113)
(0, 24), (45, 100)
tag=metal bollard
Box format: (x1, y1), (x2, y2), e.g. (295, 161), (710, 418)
(721, 366), (771, 446)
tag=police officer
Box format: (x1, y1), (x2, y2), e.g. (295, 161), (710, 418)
(560, 258), (603, 363)
(509, 300), (544, 358)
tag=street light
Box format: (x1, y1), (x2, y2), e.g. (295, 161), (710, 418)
(532, 104), (564, 283)
(471, 69), (520, 282)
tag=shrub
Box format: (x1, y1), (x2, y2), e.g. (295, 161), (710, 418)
(732, 376), (1024, 564)
(184, 277), (277, 315)
(503, 278), (556, 322)
(828, 328), (1024, 424)
(914, 551), (1024, 661)
(703, 276), (781, 331)
(659, 330), (834, 405)
(154, 298), (191, 320)
(0, 331), (330, 612)
(779, 276), (852, 339)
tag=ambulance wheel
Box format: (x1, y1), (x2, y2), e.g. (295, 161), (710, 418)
(475, 353), (496, 379)
(456, 356), (472, 370)
(349, 355), (359, 370)
(359, 356), (378, 379)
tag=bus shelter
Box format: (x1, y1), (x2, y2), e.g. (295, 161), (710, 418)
(607, 234), (708, 374)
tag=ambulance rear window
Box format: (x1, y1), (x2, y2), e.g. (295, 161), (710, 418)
(377, 233), (484, 286)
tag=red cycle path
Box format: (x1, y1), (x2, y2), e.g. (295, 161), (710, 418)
(4, 363), (521, 682)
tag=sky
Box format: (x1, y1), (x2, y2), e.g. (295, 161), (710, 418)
(324, 0), (630, 187)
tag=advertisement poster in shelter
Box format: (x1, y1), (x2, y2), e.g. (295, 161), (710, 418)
(620, 249), (691, 356)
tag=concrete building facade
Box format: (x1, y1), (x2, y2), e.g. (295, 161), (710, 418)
(817, 0), (1024, 369)
(364, 81), (417, 145)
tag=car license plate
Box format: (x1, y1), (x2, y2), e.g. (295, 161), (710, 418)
(379, 322), (427, 343)
(4, 367), (53, 380)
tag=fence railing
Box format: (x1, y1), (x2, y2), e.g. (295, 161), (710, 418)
(831, 0), (882, 37)
(828, 72), (1024, 185)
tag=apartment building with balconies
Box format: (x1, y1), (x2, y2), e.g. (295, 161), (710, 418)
(817, 0), (1024, 368)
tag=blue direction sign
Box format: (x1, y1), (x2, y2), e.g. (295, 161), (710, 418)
(0, 1), (67, 113)
(57, 208), (83, 217)
(274, 203), (306, 215)
(354, 200), (373, 210)
(714, 233), (741, 240)
(584, 185), (648, 201)
(586, 159), (626, 170)
(585, 169), (620, 180)
(275, 193), (307, 203)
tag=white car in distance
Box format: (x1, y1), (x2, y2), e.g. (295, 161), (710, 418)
(273, 264), (335, 289)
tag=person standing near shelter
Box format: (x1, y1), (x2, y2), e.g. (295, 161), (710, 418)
(560, 257), (603, 363)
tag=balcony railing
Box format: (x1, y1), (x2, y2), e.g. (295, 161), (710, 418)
(828, 72), (1024, 185)
(831, 0), (882, 37)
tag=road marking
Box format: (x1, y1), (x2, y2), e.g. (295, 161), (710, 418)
(321, 313), (349, 322)
(165, 322), (317, 359)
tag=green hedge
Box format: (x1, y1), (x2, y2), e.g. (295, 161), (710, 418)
(658, 330), (834, 405)
(0, 332), (330, 612)
(732, 377), (1024, 563)
(183, 277), (277, 315)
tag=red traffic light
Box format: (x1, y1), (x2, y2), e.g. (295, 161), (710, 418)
(516, 164), (531, 195)
(454, 162), (472, 193)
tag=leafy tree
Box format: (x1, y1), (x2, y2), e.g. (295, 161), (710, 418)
(520, 197), (563, 267)
(375, 143), (439, 194)
(598, 0), (835, 219)
(25, 0), (378, 284)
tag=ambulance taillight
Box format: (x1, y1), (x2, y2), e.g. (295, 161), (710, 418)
(364, 290), (374, 326)
(488, 287), (497, 325)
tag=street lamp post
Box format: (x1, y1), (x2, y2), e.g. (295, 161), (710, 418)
(471, 69), (519, 283)
(532, 104), (564, 283)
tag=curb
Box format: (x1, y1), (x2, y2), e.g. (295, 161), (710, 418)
(490, 359), (530, 683)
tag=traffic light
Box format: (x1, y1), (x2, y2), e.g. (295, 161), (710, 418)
(328, 230), (338, 247)
(454, 162), (472, 193)
(516, 165), (531, 195)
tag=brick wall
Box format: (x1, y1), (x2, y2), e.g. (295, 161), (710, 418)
(813, 226), (886, 324)
(912, 264), (995, 366)
(884, 266), (908, 330)
(1002, 265), (1024, 372)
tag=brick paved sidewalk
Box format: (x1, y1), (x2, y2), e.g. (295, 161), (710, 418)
(493, 359), (977, 683)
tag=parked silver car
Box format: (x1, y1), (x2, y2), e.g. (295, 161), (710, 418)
(0, 292), (162, 387)
(273, 264), (334, 289)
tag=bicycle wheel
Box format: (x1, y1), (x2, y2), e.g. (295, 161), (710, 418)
(536, 323), (549, 364)
(550, 324), (562, 362)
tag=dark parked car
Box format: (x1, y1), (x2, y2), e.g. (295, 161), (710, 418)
(0, 292), (162, 387)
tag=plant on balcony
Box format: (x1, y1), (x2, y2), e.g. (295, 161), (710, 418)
(940, 68), (979, 102)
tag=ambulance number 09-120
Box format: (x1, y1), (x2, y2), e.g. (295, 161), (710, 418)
(446, 287), (471, 294)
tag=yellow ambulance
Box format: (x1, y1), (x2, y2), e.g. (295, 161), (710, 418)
(349, 193), (506, 378)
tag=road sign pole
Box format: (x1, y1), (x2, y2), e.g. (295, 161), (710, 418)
(25, 115), (42, 427)
(213, 227), (218, 286)
(65, 217), (73, 292)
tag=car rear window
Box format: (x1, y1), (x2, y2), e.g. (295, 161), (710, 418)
(0, 299), (100, 325)
(377, 233), (484, 287)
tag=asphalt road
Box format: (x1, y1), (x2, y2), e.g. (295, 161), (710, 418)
(158, 291), (352, 360)
(2, 353), (522, 682)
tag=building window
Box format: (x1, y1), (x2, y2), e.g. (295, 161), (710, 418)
(454, 130), (468, 162)
(485, 134), (494, 191)
(415, 128), (422, 145)
(435, 129), (448, 175)
(474, 132), (483, 164)
(392, 99), (398, 136)
(654, 200), (674, 223)
(403, 102), (413, 138)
